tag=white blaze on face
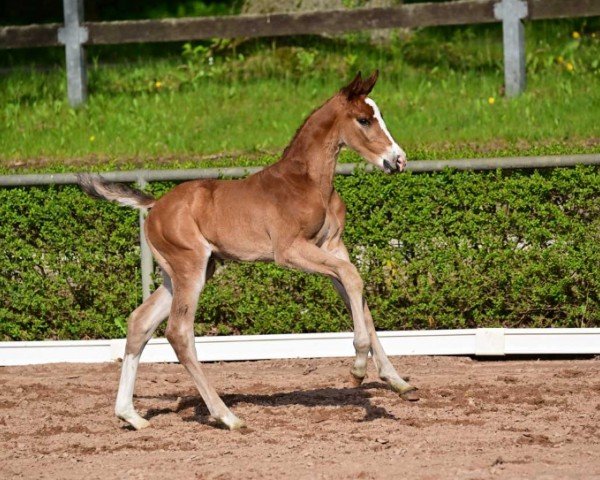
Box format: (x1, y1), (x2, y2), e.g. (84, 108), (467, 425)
(365, 97), (406, 169)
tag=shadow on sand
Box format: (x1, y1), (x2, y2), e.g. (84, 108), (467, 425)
(141, 381), (399, 426)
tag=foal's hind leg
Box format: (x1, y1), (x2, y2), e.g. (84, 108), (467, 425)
(115, 277), (173, 430)
(328, 242), (418, 400)
(165, 252), (245, 430)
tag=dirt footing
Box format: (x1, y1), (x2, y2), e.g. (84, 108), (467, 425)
(1, 356), (599, 479)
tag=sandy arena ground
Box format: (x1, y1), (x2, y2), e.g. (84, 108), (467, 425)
(1, 355), (599, 479)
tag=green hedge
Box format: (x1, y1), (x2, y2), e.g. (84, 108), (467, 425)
(1, 166), (598, 340)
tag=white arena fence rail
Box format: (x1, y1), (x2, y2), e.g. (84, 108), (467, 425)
(1, 153), (599, 365)
(1, 329), (600, 366)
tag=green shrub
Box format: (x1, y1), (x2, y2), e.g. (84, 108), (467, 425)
(0, 166), (598, 340)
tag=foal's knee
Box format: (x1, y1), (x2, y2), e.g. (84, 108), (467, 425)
(125, 316), (151, 355)
(353, 335), (371, 354)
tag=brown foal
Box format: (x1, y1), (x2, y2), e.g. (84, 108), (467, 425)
(79, 71), (417, 431)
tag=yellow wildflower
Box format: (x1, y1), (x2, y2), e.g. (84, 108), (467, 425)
(89, 135), (95, 142)
(488, 97), (495, 105)
(557, 55), (564, 63)
(572, 31), (580, 40)
(566, 62), (574, 72)
(155, 81), (163, 89)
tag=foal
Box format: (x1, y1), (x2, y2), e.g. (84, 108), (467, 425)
(79, 71), (417, 431)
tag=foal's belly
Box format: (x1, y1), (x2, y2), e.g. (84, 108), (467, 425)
(209, 235), (275, 262)
(200, 209), (276, 262)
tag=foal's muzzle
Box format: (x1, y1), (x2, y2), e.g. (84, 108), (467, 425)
(383, 153), (407, 174)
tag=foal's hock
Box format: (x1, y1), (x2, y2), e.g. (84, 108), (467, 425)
(79, 71), (417, 431)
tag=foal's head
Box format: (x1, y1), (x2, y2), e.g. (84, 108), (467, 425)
(337, 71), (407, 173)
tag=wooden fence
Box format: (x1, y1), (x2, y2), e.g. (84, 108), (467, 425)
(1, 0), (600, 105)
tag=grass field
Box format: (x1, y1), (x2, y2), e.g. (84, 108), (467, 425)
(1, 19), (599, 171)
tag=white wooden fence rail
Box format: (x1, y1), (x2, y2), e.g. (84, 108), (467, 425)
(1, 328), (599, 366)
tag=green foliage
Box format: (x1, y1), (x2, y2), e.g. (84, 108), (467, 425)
(527, 20), (600, 76)
(1, 0), (240, 26)
(145, 0), (240, 19)
(339, 166), (599, 330)
(1, 166), (598, 340)
(0, 185), (141, 340)
(2, 19), (599, 165)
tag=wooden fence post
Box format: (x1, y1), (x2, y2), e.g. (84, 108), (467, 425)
(57, 0), (88, 107)
(494, 0), (528, 97)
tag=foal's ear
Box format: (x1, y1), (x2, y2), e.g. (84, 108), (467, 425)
(362, 70), (379, 95)
(341, 71), (364, 100)
(340, 70), (379, 100)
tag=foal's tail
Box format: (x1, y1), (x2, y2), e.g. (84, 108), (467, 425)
(77, 174), (156, 209)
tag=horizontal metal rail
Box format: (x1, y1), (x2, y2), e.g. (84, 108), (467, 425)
(1, 154), (598, 187)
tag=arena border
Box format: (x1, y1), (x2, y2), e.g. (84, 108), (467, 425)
(1, 328), (599, 366)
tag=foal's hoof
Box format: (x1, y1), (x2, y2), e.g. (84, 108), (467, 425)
(228, 417), (247, 431)
(215, 413), (247, 431)
(399, 387), (420, 402)
(387, 380), (419, 401)
(132, 417), (152, 430)
(350, 370), (366, 387)
(117, 411), (151, 430)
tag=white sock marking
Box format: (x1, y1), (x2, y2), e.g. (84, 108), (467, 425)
(115, 353), (140, 416)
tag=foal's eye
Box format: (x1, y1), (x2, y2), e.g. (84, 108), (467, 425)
(357, 118), (371, 127)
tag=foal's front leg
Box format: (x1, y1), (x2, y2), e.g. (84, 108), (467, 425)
(328, 243), (418, 400)
(278, 241), (371, 382)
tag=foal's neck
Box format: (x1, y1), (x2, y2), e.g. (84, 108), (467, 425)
(276, 97), (341, 201)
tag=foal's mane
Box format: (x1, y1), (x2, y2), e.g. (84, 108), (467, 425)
(280, 93), (339, 160)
